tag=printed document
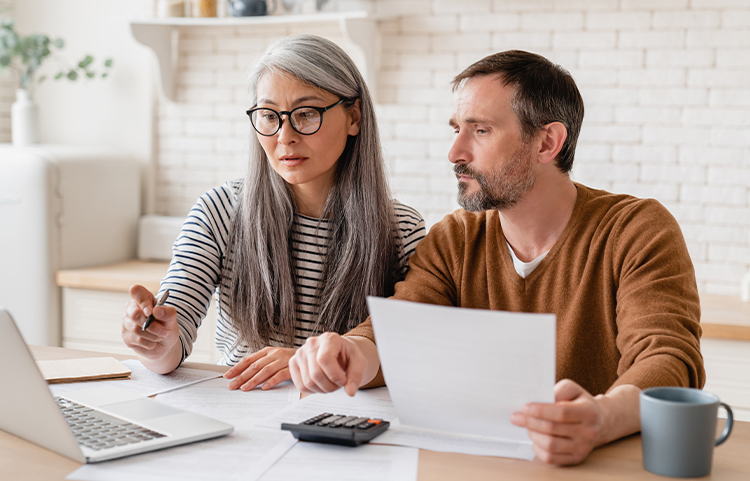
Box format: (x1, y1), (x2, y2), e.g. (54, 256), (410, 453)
(367, 297), (556, 459)
(67, 421), (296, 481)
(156, 377), (300, 424)
(260, 442), (418, 481)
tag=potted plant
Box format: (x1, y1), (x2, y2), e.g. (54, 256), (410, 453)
(0, 16), (113, 145)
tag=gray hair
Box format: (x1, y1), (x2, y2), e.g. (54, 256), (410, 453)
(227, 35), (397, 350)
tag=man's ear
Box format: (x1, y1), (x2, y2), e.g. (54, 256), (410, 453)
(347, 98), (362, 136)
(537, 122), (567, 165)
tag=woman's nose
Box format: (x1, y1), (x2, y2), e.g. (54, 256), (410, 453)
(276, 116), (299, 144)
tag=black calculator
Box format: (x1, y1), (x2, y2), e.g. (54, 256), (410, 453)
(281, 413), (390, 447)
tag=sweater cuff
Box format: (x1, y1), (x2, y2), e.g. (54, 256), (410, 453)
(609, 353), (699, 393)
(344, 319), (384, 389)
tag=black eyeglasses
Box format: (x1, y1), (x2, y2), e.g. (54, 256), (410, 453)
(246, 98), (349, 136)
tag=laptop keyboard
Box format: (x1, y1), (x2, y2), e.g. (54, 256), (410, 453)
(56, 397), (167, 451)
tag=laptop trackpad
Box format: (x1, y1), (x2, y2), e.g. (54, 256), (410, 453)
(104, 398), (182, 421)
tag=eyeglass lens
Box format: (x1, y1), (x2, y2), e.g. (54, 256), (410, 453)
(251, 107), (322, 136)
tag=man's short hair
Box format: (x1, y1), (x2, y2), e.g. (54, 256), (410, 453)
(452, 50), (584, 174)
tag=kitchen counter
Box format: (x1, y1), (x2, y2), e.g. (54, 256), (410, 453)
(56, 261), (750, 342)
(56, 260), (168, 293)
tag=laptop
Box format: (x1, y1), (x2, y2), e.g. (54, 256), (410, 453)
(0, 307), (233, 463)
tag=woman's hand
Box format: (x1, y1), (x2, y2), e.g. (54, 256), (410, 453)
(121, 284), (182, 373)
(224, 347), (297, 391)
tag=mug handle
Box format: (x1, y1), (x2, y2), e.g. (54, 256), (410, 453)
(715, 402), (734, 446)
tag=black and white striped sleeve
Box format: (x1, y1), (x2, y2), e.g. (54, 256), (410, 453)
(158, 182), (237, 362)
(393, 200), (426, 281)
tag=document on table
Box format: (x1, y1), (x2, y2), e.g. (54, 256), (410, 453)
(256, 386), (397, 430)
(156, 377), (300, 424)
(260, 442), (418, 481)
(67, 422), (297, 481)
(367, 297), (556, 460)
(49, 359), (222, 398)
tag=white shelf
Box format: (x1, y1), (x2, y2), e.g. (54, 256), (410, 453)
(130, 11), (381, 102)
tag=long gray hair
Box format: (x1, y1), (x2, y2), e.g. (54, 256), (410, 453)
(227, 35), (397, 351)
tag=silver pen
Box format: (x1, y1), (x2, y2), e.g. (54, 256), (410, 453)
(142, 289), (169, 331)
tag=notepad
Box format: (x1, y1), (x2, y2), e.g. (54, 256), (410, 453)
(36, 357), (132, 384)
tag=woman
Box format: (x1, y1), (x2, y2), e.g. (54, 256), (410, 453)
(121, 35), (425, 391)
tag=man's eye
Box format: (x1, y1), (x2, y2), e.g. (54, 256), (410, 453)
(477, 128), (488, 134)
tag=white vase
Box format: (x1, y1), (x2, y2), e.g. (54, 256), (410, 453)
(11, 89), (40, 145)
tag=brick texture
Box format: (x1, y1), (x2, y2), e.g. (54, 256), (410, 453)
(0, 0), (14, 142)
(151, 0), (750, 296)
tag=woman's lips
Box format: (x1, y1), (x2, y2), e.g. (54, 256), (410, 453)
(279, 156), (308, 167)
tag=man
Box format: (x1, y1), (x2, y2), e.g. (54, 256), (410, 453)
(288, 50), (704, 465)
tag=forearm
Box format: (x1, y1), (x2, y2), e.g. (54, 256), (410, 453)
(138, 339), (183, 375)
(594, 384), (642, 446)
(347, 335), (380, 387)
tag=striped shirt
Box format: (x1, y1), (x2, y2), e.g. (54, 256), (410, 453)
(159, 180), (426, 366)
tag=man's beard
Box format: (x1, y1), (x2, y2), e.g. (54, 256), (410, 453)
(454, 144), (536, 212)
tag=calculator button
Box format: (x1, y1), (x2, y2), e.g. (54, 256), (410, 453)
(355, 422), (375, 429)
(316, 415), (344, 426)
(367, 419), (382, 424)
(329, 416), (357, 427)
(344, 417), (370, 427)
(303, 413), (333, 425)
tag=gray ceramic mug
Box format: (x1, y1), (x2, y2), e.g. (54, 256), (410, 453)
(640, 387), (733, 478)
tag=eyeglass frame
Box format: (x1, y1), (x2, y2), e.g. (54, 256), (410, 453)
(246, 98), (352, 137)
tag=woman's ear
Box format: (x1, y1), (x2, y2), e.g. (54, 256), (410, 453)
(347, 98), (362, 136)
(537, 122), (567, 165)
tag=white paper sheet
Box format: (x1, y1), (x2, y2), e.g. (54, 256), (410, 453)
(260, 442), (418, 481)
(155, 378), (300, 424)
(256, 387), (397, 430)
(367, 297), (556, 459)
(67, 422), (297, 481)
(50, 359), (222, 398)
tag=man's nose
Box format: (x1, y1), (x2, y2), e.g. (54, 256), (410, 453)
(448, 131), (470, 165)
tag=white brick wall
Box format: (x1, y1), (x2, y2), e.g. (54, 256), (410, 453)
(152, 0), (750, 297)
(0, 0), (14, 142)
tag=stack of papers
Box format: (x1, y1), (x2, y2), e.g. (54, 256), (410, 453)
(37, 357), (131, 383)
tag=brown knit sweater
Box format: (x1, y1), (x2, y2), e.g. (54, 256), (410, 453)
(347, 184), (705, 395)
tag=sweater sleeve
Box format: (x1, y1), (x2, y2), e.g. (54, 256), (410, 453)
(345, 212), (464, 387)
(609, 199), (705, 391)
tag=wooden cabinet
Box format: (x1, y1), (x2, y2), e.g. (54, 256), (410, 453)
(700, 295), (750, 422)
(56, 261), (222, 364)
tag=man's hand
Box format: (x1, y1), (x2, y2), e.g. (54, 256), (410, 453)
(288, 333), (376, 396)
(511, 380), (642, 466)
(511, 379), (601, 465)
(224, 347), (296, 391)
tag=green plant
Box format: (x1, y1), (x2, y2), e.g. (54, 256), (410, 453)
(0, 17), (112, 91)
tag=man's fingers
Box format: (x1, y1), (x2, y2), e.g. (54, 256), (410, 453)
(289, 355), (306, 392)
(306, 348), (340, 393)
(516, 413), (571, 437)
(261, 368), (291, 390)
(554, 379), (586, 402)
(341, 345), (367, 396)
(531, 441), (580, 466)
(316, 341), (348, 388)
(523, 400), (595, 424)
